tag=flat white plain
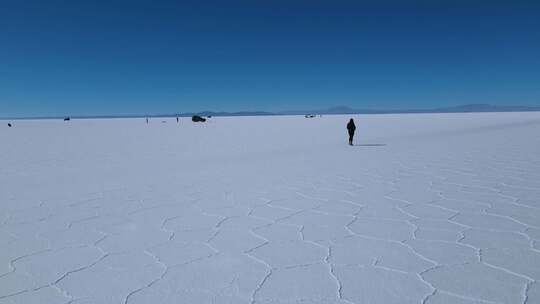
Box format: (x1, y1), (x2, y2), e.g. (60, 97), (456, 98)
(1, 112), (540, 304)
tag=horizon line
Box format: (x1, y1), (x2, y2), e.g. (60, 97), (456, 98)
(2, 103), (540, 120)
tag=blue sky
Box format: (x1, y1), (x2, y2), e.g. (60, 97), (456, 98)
(1, 0), (539, 117)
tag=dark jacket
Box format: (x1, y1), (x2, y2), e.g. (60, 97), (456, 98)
(347, 120), (356, 133)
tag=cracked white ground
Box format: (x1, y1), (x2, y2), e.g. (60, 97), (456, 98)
(1, 113), (540, 304)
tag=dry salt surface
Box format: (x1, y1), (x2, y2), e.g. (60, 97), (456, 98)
(1, 112), (540, 304)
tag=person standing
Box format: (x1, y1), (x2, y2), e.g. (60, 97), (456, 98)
(346, 118), (356, 146)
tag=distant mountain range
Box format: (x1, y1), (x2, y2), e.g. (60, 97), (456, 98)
(2, 104), (540, 120)
(279, 104), (540, 115)
(177, 104), (540, 117)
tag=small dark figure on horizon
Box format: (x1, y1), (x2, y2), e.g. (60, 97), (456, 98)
(176, 116), (179, 123)
(192, 115), (206, 122)
(347, 118), (356, 146)
(64, 117), (70, 121)
(8, 123), (12, 127)
(146, 117), (149, 124)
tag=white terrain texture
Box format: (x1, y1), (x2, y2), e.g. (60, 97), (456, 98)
(1, 112), (540, 304)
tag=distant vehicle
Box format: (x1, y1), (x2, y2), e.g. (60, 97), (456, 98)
(305, 114), (316, 118)
(8, 123), (12, 127)
(192, 115), (206, 122)
(64, 117), (70, 121)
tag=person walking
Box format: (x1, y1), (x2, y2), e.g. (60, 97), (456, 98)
(346, 118), (356, 146)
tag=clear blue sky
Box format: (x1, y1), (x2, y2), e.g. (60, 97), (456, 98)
(1, 0), (539, 117)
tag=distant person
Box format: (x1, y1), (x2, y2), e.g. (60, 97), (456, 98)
(8, 123), (12, 127)
(146, 117), (149, 124)
(346, 118), (356, 146)
(176, 116), (179, 123)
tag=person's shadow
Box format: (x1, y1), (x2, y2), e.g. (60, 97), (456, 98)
(353, 143), (386, 147)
